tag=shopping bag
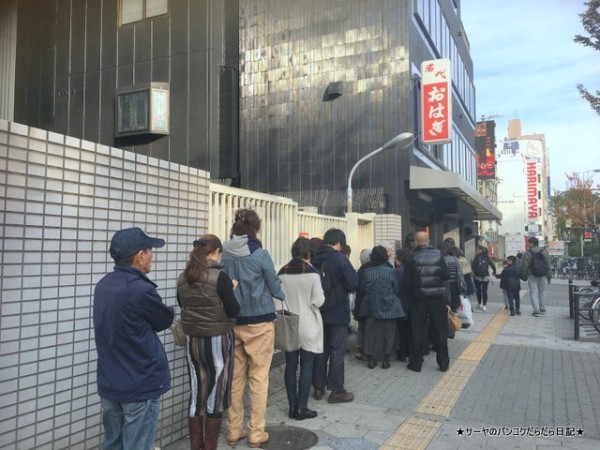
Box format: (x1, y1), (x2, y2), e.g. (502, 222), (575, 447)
(456, 296), (475, 327)
(274, 301), (301, 352)
(447, 305), (462, 333)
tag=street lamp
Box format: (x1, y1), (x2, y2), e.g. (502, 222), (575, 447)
(346, 132), (416, 213)
(579, 169), (600, 257)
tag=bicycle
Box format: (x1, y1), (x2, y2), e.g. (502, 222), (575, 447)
(577, 280), (600, 333)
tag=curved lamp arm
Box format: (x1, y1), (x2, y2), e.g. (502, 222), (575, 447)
(346, 132), (415, 213)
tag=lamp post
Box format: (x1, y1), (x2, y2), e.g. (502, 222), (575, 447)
(346, 132), (415, 213)
(580, 169), (600, 256)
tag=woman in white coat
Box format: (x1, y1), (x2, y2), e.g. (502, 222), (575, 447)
(277, 237), (325, 420)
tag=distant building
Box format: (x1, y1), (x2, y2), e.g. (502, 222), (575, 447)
(496, 118), (550, 249)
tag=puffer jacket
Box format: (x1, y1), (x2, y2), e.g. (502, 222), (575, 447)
(402, 245), (450, 302)
(177, 260), (234, 337)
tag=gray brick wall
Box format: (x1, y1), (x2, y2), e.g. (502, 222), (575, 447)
(0, 120), (209, 449)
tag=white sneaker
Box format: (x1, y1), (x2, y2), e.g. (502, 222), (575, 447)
(482, 305), (487, 311)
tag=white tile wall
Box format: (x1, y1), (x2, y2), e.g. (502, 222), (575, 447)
(0, 120), (209, 450)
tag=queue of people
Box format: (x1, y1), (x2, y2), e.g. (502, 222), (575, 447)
(95, 217), (550, 450)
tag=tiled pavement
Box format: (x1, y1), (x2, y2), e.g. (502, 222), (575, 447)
(163, 278), (600, 450)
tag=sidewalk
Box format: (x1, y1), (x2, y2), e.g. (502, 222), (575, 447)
(164, 279), (600, 450)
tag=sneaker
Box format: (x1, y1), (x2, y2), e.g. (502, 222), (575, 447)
(510, 311), (515, 316)
(482, 305), (487, 311)
(540, 308), (546, 313)
(477, 304), (482, 309)
(532, 311), (540, 317)
(327, 390), (354, 403)
(516, 310), (521, 315)
(504, 306), (509, 310)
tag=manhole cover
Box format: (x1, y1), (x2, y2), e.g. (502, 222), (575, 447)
(258, 425), (318, 450)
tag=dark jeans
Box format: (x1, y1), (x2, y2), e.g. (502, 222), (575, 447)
(284, 349), (316, 409)
(474, 279), (490, 305)
(313, 324), (348, 393)
(409, 298), (449, 371)
(506, 288), (520, 313)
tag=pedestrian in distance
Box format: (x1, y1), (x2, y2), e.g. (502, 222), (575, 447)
(498, 259), (510, 309)
(519, 236), (551, 317)
(471, 246), (497, 311)
(220, 208), (286, 448)
(360, 245), (406, 369)
(176, 235), (240, 450)
(402, 231), (451, 373)
(93, 227), (174, 450)
(496, 255), (521, 316)
(453, 247), (475, 299)
(311, 228), (359, 404)
(278, 237), (325, 421)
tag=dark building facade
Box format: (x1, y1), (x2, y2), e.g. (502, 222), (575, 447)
(237, 0), (500, 237)
(13, 0), (240, 180)
(9, 0), (500, 242)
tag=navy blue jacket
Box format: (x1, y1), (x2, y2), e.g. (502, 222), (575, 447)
(311, 246), (358, 325)
(93, 265), (174, 403)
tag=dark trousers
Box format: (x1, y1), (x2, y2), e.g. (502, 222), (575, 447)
(506, 289), (520, 313)
(396, 316), (411, 360)
(313, 324), (347, 393)
(409, 298), (449, 371)
(474, 279), (490, 305)
(285, 349), (315, 409)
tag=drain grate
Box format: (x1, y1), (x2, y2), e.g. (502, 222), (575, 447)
(258, 425), (318, 450)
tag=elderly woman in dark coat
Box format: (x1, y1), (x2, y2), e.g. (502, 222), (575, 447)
(359, 245), (406, 369)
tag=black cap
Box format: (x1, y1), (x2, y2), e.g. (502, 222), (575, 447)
(109, 227), (165, 260)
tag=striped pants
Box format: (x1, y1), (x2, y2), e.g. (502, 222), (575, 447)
(186, 331), (235, 417)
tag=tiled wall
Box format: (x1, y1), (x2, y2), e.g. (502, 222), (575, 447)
(0, 120), (208, 449)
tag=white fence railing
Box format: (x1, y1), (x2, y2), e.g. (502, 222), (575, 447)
(209, 183), (376, 268)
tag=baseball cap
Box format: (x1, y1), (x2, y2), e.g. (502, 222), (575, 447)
(109, 227), (165, 260)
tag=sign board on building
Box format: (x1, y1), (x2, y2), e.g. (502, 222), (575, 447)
(475, 120), (496, 179)
(526, 161), (539, 220)
(548, 240), (565, 256)
(421, 59), (451, 145)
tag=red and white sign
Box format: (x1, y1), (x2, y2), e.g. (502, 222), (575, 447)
(526, 161), (539, 219)
(421, 59), (452, 145)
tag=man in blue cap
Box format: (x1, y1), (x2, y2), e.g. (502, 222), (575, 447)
(93, 227), (174, 450)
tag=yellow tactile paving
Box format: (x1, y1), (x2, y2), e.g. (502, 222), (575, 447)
(416, 359), (478, 416)
(380, 417), (442, 450)
(386, 308), (510, 448)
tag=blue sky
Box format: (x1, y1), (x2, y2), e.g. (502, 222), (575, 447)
(461, 0), (600, 192)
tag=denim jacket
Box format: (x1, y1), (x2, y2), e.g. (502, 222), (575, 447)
(221, 234), (285, 324)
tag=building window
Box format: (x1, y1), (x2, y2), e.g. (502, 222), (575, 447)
(120, 0), (168, 25)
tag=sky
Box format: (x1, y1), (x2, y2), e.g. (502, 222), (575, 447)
(461, 0), (600, 193)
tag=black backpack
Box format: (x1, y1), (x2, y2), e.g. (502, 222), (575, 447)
(473, 255), (489, 277)
(529, 251), (548, 277)
(315, 258), (337, 311)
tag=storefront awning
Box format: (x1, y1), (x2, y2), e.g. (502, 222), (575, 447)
(409, 166), (502, 221)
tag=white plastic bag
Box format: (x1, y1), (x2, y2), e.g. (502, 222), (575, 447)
(457, 296), (474, 327)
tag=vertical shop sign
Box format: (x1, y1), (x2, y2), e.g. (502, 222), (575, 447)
(421, 59), (452, 145)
